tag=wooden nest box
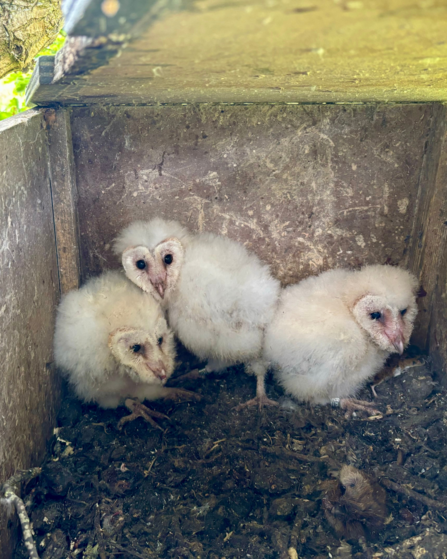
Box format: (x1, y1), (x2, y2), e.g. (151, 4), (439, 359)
(1, 0), (447, 555)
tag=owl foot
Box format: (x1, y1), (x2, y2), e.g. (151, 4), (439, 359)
(332, 398), (381, 419)
(235, 394), (279, 411)
(118, 399), (169, 431)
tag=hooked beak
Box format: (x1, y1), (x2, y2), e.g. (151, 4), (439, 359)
(393, 338), (405, 355)
(155, 368), (167, 382)
(385, 330), (405, 355)
(154, 282), (164, 298)
(148, 269), (167, 299)
(146, 360), (168, 382)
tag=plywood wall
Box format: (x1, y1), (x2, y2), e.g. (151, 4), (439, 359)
(0, 111), (61, 558)
(71, 103), (432, 281)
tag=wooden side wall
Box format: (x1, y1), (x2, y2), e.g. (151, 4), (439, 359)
(0, 111), (61, 558)
(425, 112), (447, 379)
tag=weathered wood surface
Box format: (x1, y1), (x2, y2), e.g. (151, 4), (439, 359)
(0, 111), (61, 557)
(46, 108), (82, 294)
(28, 0), (447, 106)
(70, 104), (433, 292)
(25, 55), (56, 107)
(424, 114), (447, 378)
(406, 103), (447, 349)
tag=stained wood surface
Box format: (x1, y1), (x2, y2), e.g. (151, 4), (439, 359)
(70, 103), (434, 285)
(424, 114), (447, 376)
(28, 0), (447, 105)
(45, 108), (82, 294)
(0, 111), (61, 558)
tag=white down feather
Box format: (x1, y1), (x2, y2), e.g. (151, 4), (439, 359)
(53, 271), (175, 408)
(264, 265), (418, 404)
(114, 219), (281, 405)
(115, 220), (280, 365)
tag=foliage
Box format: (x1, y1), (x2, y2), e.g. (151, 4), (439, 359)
(0, 32), (66, 121)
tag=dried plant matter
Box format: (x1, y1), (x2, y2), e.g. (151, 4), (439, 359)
(1, 468), (41, 559)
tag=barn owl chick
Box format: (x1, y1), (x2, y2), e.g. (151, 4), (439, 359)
(114, 218), (281, 408)
(264, 265), (418, 416)
(54, 271), (199, 428)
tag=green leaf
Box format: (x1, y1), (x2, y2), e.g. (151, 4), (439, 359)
(7, 98), (19, 110)
(36, 31), (66, 58)
(13, 75), (31, 94)
(4, 72), (22, 84)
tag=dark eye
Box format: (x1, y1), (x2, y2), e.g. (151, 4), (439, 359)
(157, 337), (163, 346)
(136, 260), (146, 270)
(132, 344), (141, 353)
(163, 254), (173, 265)
(400, 308), (407, 316)
(370, 312), (381, 320)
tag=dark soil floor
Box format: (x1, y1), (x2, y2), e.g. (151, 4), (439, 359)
(13, 347), (447, 559)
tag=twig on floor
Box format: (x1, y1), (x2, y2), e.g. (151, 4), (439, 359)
(108, 541), (154, 558)
(259, 445), (340, 468)
(380, 478), (447, 511)
(0, 467), (42, 559)
(93, 503), (107, 559)
(288, 511), (302, 559)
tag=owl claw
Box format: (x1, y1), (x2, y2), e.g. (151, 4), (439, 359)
(338, 398), (382, 418)
(117, 399), (169, 431)
(235, 394), (279, 411)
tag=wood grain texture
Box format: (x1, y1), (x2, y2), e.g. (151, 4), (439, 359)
(406, 104), (447, 350)
(70, 103), (433, 292)
(46, 108), (81, 294)
(0, 111), (61, 558)
(424, 116), (447, 376)
(28, 0), (447, 105)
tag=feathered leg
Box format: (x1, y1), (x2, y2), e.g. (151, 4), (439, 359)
(236, 359), (278, 410)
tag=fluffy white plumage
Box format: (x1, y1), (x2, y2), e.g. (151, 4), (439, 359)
(114, 218), (281, 407)
(264, 265), (418, 410)
(113, 219), (191, 254)
(53, 271), (177, 409)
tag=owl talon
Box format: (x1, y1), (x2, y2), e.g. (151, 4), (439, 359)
(339, 398), (382, 418)
(235, 394), (279, 411)
(117, 399), (169, 431)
